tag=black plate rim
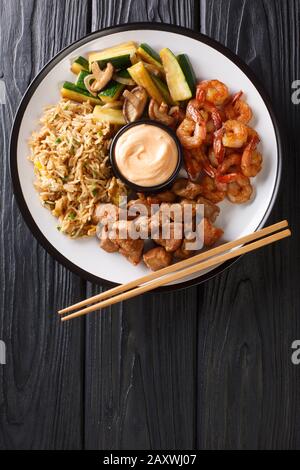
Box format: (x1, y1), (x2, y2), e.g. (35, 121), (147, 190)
(9, 22), (283, 293)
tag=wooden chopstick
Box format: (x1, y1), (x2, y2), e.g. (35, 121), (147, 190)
(60, 224), (290, 322)
(59, 220), (288, 315)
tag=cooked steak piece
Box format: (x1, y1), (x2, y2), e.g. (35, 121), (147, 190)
(143, 247), (173, 271)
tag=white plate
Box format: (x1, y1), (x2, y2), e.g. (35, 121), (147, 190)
(10, 24), (282, 289)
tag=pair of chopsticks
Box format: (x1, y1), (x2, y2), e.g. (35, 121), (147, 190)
(59, 220), (290, 322)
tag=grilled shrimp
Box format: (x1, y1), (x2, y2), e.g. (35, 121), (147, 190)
(241, 136), (262, 177)
(204, 120), (216, 145)
(172, 178), (203, 200)
(208, 146), (219, 168)
(183, 148), (203, 181)
(213, 128), (226, 164)
(219, 173), (253, 204)
(184, 147), (216, 181)
(218, 153), (242, 175)
(196, 80), (229, 106)
(186, 99), (208, 124)
(225, 91), (253, 124)
(177, 118), (206, 149)
(199, 175), (226, 204)
(222, 120), (248, 148)
(245, 125), (260, 144)
(201, 154), (217, 179)
(169, 105), (186, 125)
(190, 93), (223, 130)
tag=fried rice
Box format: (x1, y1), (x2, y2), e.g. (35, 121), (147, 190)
(29, 99), (126, 238)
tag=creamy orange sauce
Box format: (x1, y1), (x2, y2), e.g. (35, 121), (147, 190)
(114, 124), (178, 187)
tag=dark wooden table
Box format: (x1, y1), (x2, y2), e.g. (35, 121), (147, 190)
(0, 0), (299, 450)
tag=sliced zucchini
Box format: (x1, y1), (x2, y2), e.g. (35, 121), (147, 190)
(177, 54), (197, 96)
(137, 43), (164, 72)
(118, 69), (131, 79)
(130, 52), (140, 65)
(61, 82), (101, 105)
(127, 62), (164, 104)
(99, 80), (125, 103)
(159, 48), (192, 101)
(75, 70), (90, 90)
(93, 106), (126, 125)
(151, 75), (175, 106)
(71, 56), (89, 75)
(96, 55), (132, 70)
(89, 42), (137, 69)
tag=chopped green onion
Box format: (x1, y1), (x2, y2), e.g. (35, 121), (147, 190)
(57, 226), (61, 231)
(92, 189), (98, 197)
(55, 137), (62, 144)
(68, 212), (76, 220)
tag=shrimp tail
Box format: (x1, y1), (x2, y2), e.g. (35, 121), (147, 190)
(184, 149), (203, 181)
(211, 109), (222, 130)
(202, 157), (217, 179)
(231, 91), (243, 106)
(216, 172), (239, 184)
(196, 87), (206, 103)
(213, 128), (226, 164)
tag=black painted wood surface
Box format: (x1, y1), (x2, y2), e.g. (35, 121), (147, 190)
(0, 0), (299, 450)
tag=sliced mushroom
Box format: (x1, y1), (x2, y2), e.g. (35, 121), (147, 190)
(148, 99), (176, 127)
(123, 86), (148, 123)
(84, 74), (98, 96)
(84, 62), (114, 95)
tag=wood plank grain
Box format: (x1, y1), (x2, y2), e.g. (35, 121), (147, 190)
(1, 0), (298, 451)
(0, 0), (91, 450)
(91, 0), (195, 29)
(197, 0), (300, 450)
(84, 0), (198, 450)
(85, 289), (198, 449)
